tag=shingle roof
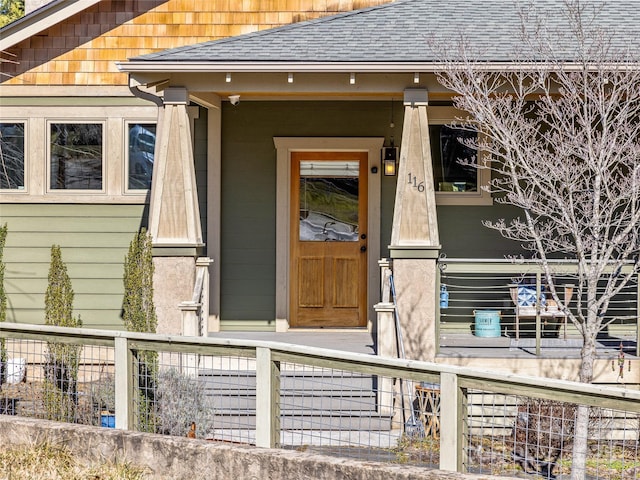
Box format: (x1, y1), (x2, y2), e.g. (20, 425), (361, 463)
(132, 0), (640, 64)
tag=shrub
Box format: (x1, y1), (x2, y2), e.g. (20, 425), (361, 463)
(123, 229), (158, 432)
(512, 398), (576, 478)
(123, 228), (156, 334)
(0, 223), (6, 385)
(43, 245), (82, 422)
(156, 368), (214, 439)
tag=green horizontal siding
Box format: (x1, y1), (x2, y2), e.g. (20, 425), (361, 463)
(6, 232), (139, 248)
(7, 278), (125, 295)
(4, 247), (130, 264)
(6, 263), (124, 279)
(0, 203), (146, 329)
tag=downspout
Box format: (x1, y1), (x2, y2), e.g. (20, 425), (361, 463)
(128, 79), (163, 107)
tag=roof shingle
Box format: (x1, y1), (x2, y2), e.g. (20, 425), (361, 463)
(132, 0), (640, 64)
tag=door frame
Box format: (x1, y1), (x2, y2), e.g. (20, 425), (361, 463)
(274, 137), (384, 332)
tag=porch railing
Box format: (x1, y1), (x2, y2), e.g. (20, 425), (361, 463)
(436, 258), (640, 357)
(179, 257), (212, 338)
(1, 322), (639, 479)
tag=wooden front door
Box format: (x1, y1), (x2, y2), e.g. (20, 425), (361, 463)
(290, 151), (368, 328)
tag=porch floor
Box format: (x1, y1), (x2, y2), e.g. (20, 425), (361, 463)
(208, 330), (637, 360)
(439, 333), (638, 359)
(207, 330), (376, 355)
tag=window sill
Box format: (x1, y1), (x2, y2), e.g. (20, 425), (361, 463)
(435, 192), (493, 206)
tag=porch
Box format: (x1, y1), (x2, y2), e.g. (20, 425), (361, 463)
(434, 258), (640, 360)
(208, 326), (638, 361)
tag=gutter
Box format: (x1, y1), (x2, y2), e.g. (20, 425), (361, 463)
(128, 79), (163, 107)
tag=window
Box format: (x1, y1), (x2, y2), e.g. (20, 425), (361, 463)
(127, 123), (156, 190)
(428, 117), (491, 205)
(0, 122), (25, 190)
(431, 125), (478, 193)
(50, 123), (103, 190)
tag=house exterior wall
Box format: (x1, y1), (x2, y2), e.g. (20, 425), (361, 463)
(438, 205), (524, 258)
(218, 100), (525, 329)
(0, 203), (145, 328)
(1, 0), (396, 331)
(0, 102), (209, 329)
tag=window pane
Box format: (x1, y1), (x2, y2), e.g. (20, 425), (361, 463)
(50, 123), (102, 190)
(128, 123), (156, 190)
(431, 125), (478, 192)
(0, 123), (25, 190)
(299, 160), (359, 242)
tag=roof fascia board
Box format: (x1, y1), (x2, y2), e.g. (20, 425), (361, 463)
(0, 0), (102, 52)
(117, 61), (640, 74)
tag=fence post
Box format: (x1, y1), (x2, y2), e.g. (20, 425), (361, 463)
(255, 346), (280, 448)
(439, 371), (466, 472)
(179, 300), (200, 376)
(114, 336), (133, 430)
(374, 260), (396, 417)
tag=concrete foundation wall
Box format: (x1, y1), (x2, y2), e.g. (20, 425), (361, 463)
(0, 417), (515, 480)
(393, 258), (438, 361)
(153, 256), (196, 335)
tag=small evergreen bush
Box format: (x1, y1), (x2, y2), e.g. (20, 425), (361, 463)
(0, 223), (7, 385)
(123, 228), (158, 432)
(43, 245), (82, 422)
(123, 228), (156, 334)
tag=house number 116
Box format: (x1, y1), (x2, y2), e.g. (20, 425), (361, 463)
(408, 173), (425, 192)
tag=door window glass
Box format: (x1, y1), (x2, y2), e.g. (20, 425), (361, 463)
(299, 160), (359, 242)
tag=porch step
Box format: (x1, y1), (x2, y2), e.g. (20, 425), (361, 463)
(198, 369), (392, 431)
(209, 412), (392, 431)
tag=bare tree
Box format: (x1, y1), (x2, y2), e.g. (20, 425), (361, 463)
(434, 2), (640, 478)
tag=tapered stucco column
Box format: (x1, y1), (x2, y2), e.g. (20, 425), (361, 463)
(389, 89), (441, 361)
(149, 87), (204, 335)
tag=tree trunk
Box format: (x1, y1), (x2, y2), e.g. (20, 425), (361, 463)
(571, 330), (596, 480)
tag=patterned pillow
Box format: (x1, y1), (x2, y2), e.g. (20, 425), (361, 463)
(517, 285), (546, 306)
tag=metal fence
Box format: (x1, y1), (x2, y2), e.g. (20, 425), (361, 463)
(0, 322), (639, 479)
(437, 258), (640, 357)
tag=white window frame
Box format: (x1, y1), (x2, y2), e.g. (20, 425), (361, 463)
(0, 119), (28, 193)
(47, 120), (106, 194)
(429, 107), (492, 206)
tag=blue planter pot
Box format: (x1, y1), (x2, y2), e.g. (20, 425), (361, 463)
(100, 413), (115, 428)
